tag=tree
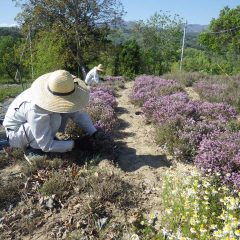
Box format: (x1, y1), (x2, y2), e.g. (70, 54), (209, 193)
(119, 40), (141, 78)
(199, 6), (240, 54)
(0, 36), (20, 82)
(13, 0), (124, 77)
(33, 31), (69, 77)
(133, 11), (183, 75)
(182, 48), (210, 73)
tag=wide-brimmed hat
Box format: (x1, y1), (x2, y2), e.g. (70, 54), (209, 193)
(96, 64), (104, 72)
(31, 70), (89, 113)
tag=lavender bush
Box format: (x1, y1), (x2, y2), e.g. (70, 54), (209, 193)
(142, 93), (196, 124)
(87, 103), (117, 133)
(195, 101), (237, 123)
(193, 81), (227, 101)
(174, 119), (226, 161)
(193, 79), (240, 112)
(104, 76), (125, 82)
(103, 76), (125, 91)
(195, 131), (240, 189)
(135, 75), (237, 162)
(66, 80), (118, 136)
(90, 88), (118, 109)
(130, 75), (183, 106)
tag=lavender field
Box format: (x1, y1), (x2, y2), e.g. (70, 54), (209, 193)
(0, 74), (240, 239)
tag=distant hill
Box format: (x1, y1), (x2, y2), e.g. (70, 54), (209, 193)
(0, 27), (21, 38)
(186, 24), (208, 33)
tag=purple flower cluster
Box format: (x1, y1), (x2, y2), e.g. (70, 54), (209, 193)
(196, 101), (237, 123)
(193, 80), (240, 111)
(142, 95), (236, 126)
(129, 75), (183, 106)
(90, 87), (117, 109)
(87, 85), (118, 133)
(104, 76), (125, 82)
(142, 93), (196, 124)
(130, 75), (240, 188)
(132, 75), (239, 187)
(193, 81), (227, 100)
(195, 131), (240, 189)
(87, 104), (117, 133)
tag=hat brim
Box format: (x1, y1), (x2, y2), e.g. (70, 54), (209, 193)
(31, 73), (89, 113)
(96, 67), (104, 72)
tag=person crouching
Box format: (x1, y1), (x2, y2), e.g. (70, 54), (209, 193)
(3, 70), (99, 163)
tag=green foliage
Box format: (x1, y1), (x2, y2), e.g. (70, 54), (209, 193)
(0, 86), (23, 102)
(0, 36), (19, 81)
(0, 27), (20, 38)
(226, 120), (240, 132)
(199, 6), (240, 54)
(155, 121), (195, 161)
(118, 40), (141, 78)
(133, 11), (183, 75)
(182, 48), (211, 72)
(185, 32), (203, 50)
(39, 172), (69, 198)
(16, 0), (125, 77)
(33, 31), (67, 77)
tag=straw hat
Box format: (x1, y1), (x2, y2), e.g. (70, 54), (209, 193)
(96, 64), (104, 72)
(31, 70), (89, 113)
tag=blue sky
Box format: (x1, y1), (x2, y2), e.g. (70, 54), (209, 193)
(0, 0), (239, 26)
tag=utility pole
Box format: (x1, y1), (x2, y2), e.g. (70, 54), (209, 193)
(29, 26), (34, 81)
(180, 21), (187, 71)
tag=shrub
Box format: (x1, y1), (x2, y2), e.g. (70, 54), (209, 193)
(195, 101), (237, 122)
(142, 93), (196, 125)
(87, 104), (117, 133)
(90, 88), (117, 109)
(129, 75), (183, 106)
(0, 179), (22, 210)
(159, 170), (240, 239)
(155, 118), (226, 162)
(195, 131), (240, 189)
(193, 78), (240, 112)
(39, 172), (70, 198)
(163, 71), (211, 87)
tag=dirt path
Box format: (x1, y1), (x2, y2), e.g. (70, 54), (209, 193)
(113, 82), (171, 212)
(112, 81), (195, 213)
(116, 81), (170, 174)
(185, 87), (201, 101)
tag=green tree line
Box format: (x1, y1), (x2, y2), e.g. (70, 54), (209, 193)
(1, 1), (240, 83)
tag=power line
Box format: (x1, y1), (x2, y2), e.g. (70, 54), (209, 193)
(204, 25), (240, 34)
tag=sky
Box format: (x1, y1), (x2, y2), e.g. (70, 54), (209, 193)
(0, 0), (239, 27)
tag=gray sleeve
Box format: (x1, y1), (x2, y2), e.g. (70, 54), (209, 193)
(68, 111), (97, 135)
(27, 110), (74, 152)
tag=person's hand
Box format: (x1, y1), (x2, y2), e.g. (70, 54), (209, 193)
(91, 130), (107, 141)
(74, 135), (93, 151)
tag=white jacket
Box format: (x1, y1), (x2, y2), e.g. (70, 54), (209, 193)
(85, 67), (99, 85)
(3, 88), (96, 152)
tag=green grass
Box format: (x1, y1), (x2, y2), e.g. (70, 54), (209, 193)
(0, 85), (24, 102)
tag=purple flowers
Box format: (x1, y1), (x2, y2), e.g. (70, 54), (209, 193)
(131, 75), (240, 189)
(142, 93), (196, 124)
(90, 88), (117, 109)
(104, 76), (125, 82)
(87, 84), (118, 133)
(129, 75), (183, 106)
(195, 131), (240, 189)
(193, 80), (240, 112)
